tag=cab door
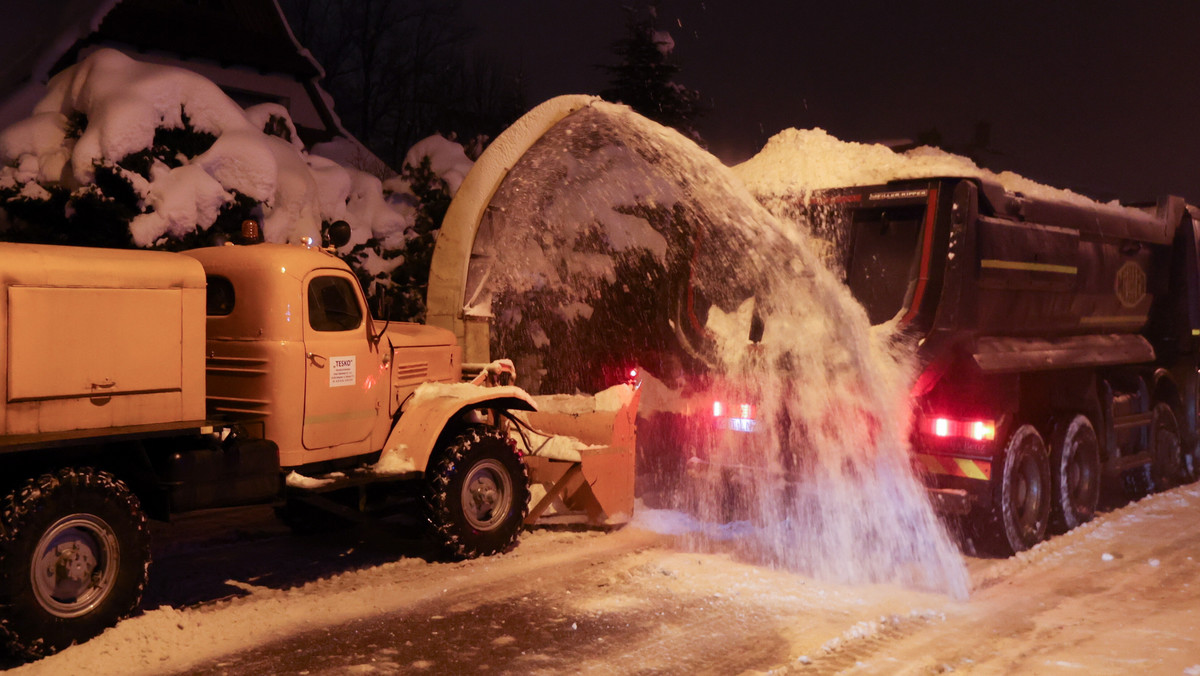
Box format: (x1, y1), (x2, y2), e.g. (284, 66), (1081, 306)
(302, 271), (379, 450)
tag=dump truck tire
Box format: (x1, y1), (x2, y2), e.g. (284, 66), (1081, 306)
(0, 468), (150, 659)
(426, 428), (530, 559)
(1049, 414), (1101, 533)
(1150, 402), (1184, 491)
(985, 424), (1051, 555)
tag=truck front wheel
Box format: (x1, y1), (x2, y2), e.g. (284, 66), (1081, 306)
(1049, 415), (1101, 532)
(989, 424), (1051, 554)
(426, 428), (530, 559)
(0, 468), (150, 658)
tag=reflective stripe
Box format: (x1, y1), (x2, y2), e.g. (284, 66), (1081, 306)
(980, 259), (1078, 275)
(918, 453), (992, 481)
(1078, 315), (1145, 326)
(953, 457), (989, 481)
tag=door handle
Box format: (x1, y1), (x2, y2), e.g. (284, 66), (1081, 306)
(307, 352), (327, 366)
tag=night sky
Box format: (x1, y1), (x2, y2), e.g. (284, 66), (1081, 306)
(461, 1), (1200, 205)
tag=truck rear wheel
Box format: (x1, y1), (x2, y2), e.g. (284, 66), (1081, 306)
(426, 428), (530, 559)
(1150, 402), (1184, 491)
(1049, 415), (1100, 532)
(989, 424), (1051, 554)
(0, 468), (150, 658)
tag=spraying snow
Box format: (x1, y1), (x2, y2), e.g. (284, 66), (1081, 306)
(470, 100), (969, 597)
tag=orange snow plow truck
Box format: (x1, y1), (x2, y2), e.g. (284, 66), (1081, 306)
(0, 235), (638, 658)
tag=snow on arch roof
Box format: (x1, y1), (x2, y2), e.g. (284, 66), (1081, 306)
(425, 94), (600, 360)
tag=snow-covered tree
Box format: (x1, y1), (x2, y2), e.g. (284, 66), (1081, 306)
(0, 49), (471, 323)
(601, 6), (704, 142)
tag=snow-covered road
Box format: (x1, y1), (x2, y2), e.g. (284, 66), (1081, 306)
(9, 484), (1200, 675)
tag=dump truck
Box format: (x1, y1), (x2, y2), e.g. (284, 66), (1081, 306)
(791, 177), (1200, 552)
(677, 176), (1200, 554)
(0, 231), (637, 658)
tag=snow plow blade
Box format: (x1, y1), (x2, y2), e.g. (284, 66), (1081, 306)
(518, 384), (640, 527)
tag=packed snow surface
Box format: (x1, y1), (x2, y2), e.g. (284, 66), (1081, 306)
(14, 483), (1200, 674)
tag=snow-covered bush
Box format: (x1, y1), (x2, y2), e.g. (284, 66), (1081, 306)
(0, 48), (468, 322)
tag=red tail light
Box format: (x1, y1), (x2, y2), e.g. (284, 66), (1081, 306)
(928, 416), (995, 442)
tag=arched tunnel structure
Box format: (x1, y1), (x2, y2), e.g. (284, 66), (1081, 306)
(424, 96), (777, 394)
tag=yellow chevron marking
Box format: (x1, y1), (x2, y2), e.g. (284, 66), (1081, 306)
(954, 457), (989, 480)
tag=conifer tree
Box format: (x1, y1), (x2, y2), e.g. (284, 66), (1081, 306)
(601, 6), (704, 142)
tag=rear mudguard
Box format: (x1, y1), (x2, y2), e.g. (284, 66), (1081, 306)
(380, 383), (536, 473)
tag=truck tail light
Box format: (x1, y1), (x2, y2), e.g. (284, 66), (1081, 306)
(712, 400), (757, 433)
(929, 416), (995, 442)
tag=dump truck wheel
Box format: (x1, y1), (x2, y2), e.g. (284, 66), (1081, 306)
(0, 468), (150, 659)
(988, 424), (1051, 555)
(1150, 402), (1184, 492)
(1049, 415), (1100, 533)
(1182, 439), (1200, 486)
(426, 428), (530, 559)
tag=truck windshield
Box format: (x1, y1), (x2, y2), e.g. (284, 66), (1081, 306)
(844, 205), (926, 325)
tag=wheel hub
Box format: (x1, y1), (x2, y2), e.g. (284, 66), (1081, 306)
(469, 477), (500, 515)
(462, 458), (512, 531)
(1016, 457), (1043, 530)
(31, 514), (119, 618)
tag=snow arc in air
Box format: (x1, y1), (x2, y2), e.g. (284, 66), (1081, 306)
(472, 99), (968, 597)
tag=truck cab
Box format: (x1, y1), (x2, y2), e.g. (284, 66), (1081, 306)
(184, 243), (462, 468)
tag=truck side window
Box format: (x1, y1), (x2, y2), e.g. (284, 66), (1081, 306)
(206, 275), (235, 316)
(308, 276), (363, 331)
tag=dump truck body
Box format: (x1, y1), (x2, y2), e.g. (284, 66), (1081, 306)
(800, 177), (1200, 552)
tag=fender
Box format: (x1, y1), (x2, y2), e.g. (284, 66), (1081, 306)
(380, 383), (536, 473)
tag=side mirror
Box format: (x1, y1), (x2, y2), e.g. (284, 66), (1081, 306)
(370, 293), (393, 347)
(325, 220), (352, 249)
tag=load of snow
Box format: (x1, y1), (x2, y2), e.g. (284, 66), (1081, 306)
(533, 383), (637, 416)
(0, 48), (456, 256)
(516, 429), (593, 463)
(733, 127), (1128, 213)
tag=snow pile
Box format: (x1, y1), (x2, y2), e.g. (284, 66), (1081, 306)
(533, 383), (637, 415)
(372, 446), (418, 474)
(733, 127), (1124, 211)
(402, 135), (474, 194)
(0, 48), (431, 254)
